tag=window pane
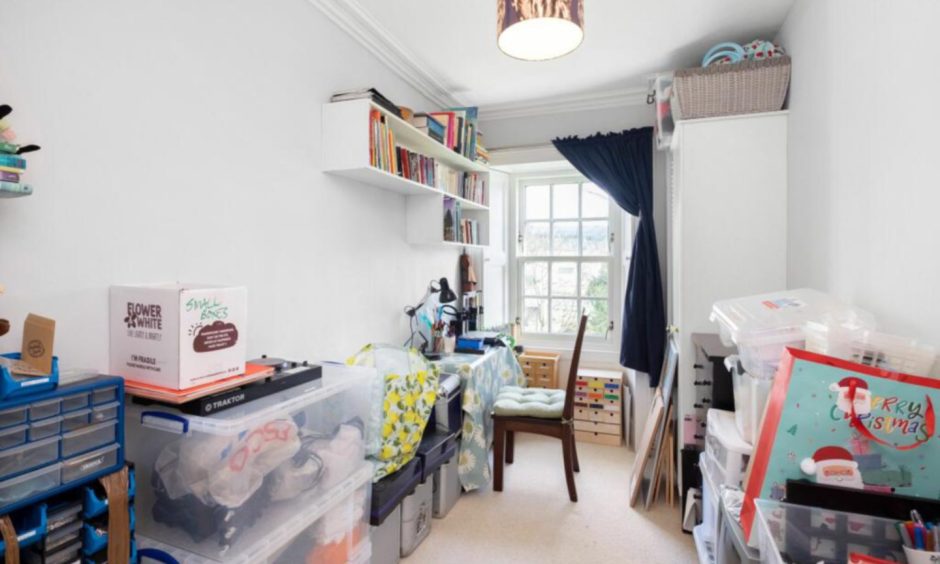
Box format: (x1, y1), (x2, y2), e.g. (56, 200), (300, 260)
(523, 222), (549, 255)
(551, 262), (577, 297)
(553, 183), (579, 219)
(552, 221), (579, 256)
(582, 220), (608, 256)
(583, 300), (609, 335)
(582, 183), (609, 218)
(550, 299), (579, 333)
(523, 298), (548, 333)
(524, 262), (548, 296)
(525, 185), (550, 220)
(580, 263), (608, 298)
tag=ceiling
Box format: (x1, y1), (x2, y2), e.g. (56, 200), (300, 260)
(341, 0), (794, 113)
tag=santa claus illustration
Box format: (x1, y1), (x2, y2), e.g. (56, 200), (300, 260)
(800, 445), (865, 489)
(830, 376), (872, 415)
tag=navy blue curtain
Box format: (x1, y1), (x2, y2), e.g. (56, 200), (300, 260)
(553, 127), (665, 386)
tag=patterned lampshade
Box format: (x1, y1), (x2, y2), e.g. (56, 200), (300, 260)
(497, 0), (584, 61)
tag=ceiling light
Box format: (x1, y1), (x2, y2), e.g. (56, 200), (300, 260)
(497, 0), (584, 61)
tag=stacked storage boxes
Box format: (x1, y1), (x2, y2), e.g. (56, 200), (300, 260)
(519, 351), (561, 388)
(129, 363), (375, 563)
(573, 369), (623, 446)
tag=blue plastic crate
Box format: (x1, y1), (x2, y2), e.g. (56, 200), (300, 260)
(0, 503), (46, 553)
(83, 464), (135, 520)
(82, 505), (135, 555)
(0, 352), (59, 400)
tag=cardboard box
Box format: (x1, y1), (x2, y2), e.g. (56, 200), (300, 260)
(110, 284), (247, 390)
(21, 313), (55, 375)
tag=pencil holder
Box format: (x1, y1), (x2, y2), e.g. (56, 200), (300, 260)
(904, 546), (940, 564)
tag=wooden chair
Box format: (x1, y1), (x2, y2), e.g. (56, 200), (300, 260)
(493, 314), (588, 502)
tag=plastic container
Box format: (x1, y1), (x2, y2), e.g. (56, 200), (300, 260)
(91, 401), (120, 423)
(127, 363), (376, 562)
(28, 416), (62, 442)
(44, 539), (82, 564)
(82, 506), (136, 555)
(60, 420), (117, 458)
(705, 409), (753, 487)
(45, 518), (82, 552)
(0, 463), (60, 508)
(61, 443), (119, 484)
(727, 357), (773, 447)
(60, 393), (89, 413)
(28, 398), (61, 421)
(710, 289), (875, 378)
(46, 501), (81, 533)
(717, 487), (759, 564)
(805, 323), (937, 376)
(694, 523), (716, 564)
(0, 424), (28, 450)
(84, 465), (136, 519)
(0, 406), (27, 429)
(754, 499), (905, 564)
(400, 478), (432, 556)
(0, 353), (59, 400)
(0, 503), (47, 554)
(0, 436), (60, 478)
(91, 386), (119, 405)
(700, 452), (719, 547)
(138, 464), (373, 564)
(61, 409), (91, 432)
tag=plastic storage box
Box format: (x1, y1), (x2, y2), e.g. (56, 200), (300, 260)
(400, 478), (432, 557)
(432, 455), (460, 518)
(0, 353), (59, 400)
(127, 363), (375, 563)
(726, 357), (773, 447)
(805, 323), (936, 376)
(754, 499), (905, 564)
(700, 452), (719, 548)
(717, 488), (759, 564)
(705, 409), (753, 488)
(711, 289), (875, 379)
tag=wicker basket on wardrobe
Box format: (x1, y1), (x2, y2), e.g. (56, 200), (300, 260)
(673, 55), (791, 119)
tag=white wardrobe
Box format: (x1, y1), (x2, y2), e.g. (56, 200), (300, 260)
(666, 111), (789, 449)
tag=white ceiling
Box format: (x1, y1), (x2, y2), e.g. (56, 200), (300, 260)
(349, 0), (794, 110)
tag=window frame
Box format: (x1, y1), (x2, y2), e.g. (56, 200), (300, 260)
(509, 171), (627, 349)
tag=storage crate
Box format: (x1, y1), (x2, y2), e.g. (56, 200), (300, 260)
(673, 56), (791, 120)
(711, 289), (875, 379)
(128, 363), (375, 562)
(754, 499), (906, 564)
(727, 357), (773, 447)
(705, 409), (752, 488)
(805, 323), (936, 376)
(519, 351), (562, 389)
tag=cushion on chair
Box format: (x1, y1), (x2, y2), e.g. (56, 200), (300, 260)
(493, 386), (565, 418)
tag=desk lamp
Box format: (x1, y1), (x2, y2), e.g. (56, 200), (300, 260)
(404, 278), (457, 350)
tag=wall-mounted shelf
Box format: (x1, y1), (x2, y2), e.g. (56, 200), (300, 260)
(322, 98), (489, 248)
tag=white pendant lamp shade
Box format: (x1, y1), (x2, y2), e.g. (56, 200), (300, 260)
(497, 0), (584, 61)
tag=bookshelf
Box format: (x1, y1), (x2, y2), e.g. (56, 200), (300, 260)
(322, 98), (490, 247)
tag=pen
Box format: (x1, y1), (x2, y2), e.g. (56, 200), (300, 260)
(898, 522), (914, 548)
(915, 525), (925, 550)
(912, 510), (925, 527)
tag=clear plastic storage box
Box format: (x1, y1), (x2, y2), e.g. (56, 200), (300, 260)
(726, 356), (773, 447)
(705, 409), (753, 488)
(128, 363), (376, 563)
(711, 289), (876, 379)
(805, 323), (937, 376)
(754, 499), (905, 564)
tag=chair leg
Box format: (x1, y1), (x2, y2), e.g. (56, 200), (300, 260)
(493, 418), (505, 492)
(561, 426), (578, 502)
(570, 431), (580, 473)
(505, 430), (515, 464)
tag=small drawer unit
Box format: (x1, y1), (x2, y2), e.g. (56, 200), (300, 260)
(519, 351), (562, 389)
(573, 368), (623, 446)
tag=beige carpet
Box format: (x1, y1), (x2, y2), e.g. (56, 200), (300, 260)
(405, 434), (696, 564)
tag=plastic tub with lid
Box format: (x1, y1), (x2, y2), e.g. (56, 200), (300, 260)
(726, 356), (773, 447)
(805, 323), (936, 376)
(710, 289), (875, 379)
(705, 409), (753, 488)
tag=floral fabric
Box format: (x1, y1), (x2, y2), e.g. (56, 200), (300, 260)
(347, 344), (439, 482)
(434, 347), (524, 491)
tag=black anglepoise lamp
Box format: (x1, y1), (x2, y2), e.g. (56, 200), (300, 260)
(437, 277), (457, 304)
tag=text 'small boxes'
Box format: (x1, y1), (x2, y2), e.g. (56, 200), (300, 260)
(109, 284), (246, 390)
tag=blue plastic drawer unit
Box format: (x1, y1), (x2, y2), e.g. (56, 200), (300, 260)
(0, 375), (125, 516)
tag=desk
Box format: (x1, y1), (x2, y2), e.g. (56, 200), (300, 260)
(433, 347), (524, 491)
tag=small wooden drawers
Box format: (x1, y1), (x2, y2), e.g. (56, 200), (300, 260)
(519, 351), (562, 389)
(573, 368), (623, 446)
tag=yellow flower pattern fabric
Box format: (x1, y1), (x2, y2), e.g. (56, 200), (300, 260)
(347, 344), (439, 481)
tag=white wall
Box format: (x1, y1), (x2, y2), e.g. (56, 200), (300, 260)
(0, 0), (465, 370)
(778, 0), (940, 360)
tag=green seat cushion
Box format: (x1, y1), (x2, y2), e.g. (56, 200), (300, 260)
(493, 386), (565, 418)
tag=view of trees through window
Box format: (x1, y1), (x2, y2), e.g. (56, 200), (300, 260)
(518, 180), (613, 336)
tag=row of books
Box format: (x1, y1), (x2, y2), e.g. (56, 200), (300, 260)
(0, 153), (31, 198)
(443, 199), (482, 245)
(370, 109), (487, 206)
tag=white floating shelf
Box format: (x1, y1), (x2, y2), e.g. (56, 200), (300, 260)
(330, 166), (488, 211)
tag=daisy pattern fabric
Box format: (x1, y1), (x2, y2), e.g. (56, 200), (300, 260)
(435, 347), (525, 491)
(347, 344), (439, 481)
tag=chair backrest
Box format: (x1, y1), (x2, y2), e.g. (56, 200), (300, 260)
(562, 314), (589, 421)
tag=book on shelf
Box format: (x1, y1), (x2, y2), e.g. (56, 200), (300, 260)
(443, 198), (458, 242)
(459, 217), (480, 245)
(332, 87), (402, 118)
(428, 111), (457, 151)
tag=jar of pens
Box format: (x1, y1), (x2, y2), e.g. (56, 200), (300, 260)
(900, 510), (940, 564)
(431, 320), (456, 354)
